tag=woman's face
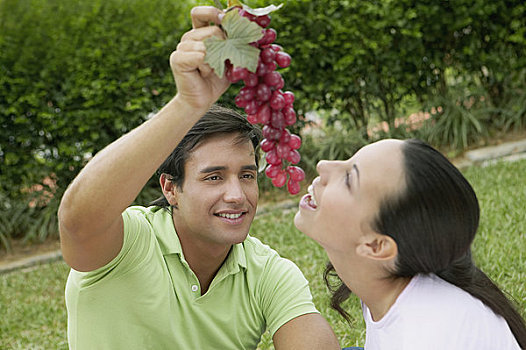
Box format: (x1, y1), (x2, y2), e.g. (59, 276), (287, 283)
(294, 139), (405, 253)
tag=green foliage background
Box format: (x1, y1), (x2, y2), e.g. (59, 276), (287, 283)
(0, 0), (194, 246)
(0, 0), (194, 199)
(1, 0), (526, 246)
(247, 0), (526, 135)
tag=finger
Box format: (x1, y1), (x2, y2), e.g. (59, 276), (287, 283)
(198, 64), (213, 77)
(176, 40), (206, 54)
(190, 6), (223, 29)
(180, 26), (225, 43)
(170, 51), (206, 73)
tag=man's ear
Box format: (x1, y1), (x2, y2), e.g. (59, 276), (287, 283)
(356, 233), (398, 261)
(160, 173), (179, 207)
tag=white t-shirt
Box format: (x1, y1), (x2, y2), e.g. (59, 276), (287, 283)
(363, 273), (520, 349)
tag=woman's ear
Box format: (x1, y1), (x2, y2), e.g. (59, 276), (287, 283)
(356, 233), (398, 261)
(160, 173), (179, 207)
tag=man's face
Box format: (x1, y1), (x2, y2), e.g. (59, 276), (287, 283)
(171, 133), (259, 249)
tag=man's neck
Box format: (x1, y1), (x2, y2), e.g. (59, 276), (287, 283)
(175, 230), (232, 294)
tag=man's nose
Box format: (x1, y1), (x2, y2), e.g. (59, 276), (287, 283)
(223, 178), (246, 203)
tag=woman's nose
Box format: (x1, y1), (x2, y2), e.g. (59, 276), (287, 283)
(316, 160), (330, 173)
(316, 160), (334, 184)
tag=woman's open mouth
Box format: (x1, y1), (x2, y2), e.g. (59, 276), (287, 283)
(299, 184), (318, 210)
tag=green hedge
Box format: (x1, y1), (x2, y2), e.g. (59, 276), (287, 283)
(0, 0), (196, 247)
(269, 0), (525, 130)
(0, 0), (194, 200)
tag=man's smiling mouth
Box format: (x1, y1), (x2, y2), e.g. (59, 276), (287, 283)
(215, 212), (244, 219)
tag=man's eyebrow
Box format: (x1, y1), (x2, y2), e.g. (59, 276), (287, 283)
(242, 165), (257, 171)
(199, 165), (257, 173)
(200, 166), (226, 174)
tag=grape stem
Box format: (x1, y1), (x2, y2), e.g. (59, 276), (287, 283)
(213, 0), (224, 10)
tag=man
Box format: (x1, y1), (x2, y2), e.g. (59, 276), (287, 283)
(58, 6), (340, 349)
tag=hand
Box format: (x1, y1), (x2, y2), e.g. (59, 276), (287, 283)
(170, 6), (229, 111)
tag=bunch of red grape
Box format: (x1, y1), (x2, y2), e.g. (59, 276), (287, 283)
(225, 8), (305, 195)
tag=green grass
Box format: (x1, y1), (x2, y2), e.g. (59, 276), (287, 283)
(1, 159), (525, 349)
(462, 160), (526, 310)
(0, 262), (70, 349)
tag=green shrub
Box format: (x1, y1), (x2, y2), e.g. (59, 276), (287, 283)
(0, 192), (60, 250)
(418, 78), (490, 150)
(488, 70), (526, 133)
(0, 0), (196, 248)
(0, 0), (195, 200)
(299, 122), (368, 180)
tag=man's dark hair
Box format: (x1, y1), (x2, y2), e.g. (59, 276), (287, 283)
(150, 104), (262, 207)
(324, 139), (526, 346)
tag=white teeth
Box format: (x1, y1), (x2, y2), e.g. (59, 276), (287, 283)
(308, 184), (318, 207)
(217, 213), (242, 219)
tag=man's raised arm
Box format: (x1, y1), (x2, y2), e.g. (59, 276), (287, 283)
(58, 6), (228, 272)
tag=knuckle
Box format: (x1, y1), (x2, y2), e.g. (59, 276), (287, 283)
(211, 26), (224, 36)
(180, 30), (193, 42)
(190, 6), (200, 17)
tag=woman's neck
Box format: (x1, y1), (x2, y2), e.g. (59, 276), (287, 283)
(363, 276), (411, 321)
(327, 251), (412, 322)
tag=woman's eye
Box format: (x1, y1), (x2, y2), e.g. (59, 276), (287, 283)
(242, 173), (255, 179)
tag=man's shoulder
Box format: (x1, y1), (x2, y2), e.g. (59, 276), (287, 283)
(242, 235), (283, 267)
(125, 205), (166, 219)
(124, 205), (171, 233)
(242, 235), (306, 281)
(124, 205), (180, 255)
(243, 235), (277, 255)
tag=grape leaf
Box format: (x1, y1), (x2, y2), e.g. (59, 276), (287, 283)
(242, 3), (283, 16)
(204, 10), (263, 78)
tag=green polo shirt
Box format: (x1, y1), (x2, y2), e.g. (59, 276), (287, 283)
(65, 206), (318, 349)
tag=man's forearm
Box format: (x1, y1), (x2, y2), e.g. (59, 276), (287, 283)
(273, 313), (340, 350)
(58, 96), (209, 238)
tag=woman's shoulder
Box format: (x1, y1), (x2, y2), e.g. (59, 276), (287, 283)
(407, 273), (487, 311)
(403, 274), (513, 331)
(385, 274), (520, 348)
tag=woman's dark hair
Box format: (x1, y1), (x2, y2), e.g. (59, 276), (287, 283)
(324, 138), (526, 346)
(149, 104), (262, 207)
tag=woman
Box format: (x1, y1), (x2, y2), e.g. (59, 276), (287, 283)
(295, 138), (526, 349)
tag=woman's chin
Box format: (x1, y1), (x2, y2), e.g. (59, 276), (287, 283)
(294, 213), (320, 241)
(293, 211), (304, 232)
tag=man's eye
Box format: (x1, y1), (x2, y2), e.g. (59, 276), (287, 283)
(206, 175), (221, 181)
(242, 173), (255, 179)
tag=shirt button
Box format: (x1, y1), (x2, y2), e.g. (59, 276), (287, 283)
(191, 284), (199, 292)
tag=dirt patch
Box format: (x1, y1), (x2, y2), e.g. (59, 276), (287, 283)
(0, 236), (61, 267)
